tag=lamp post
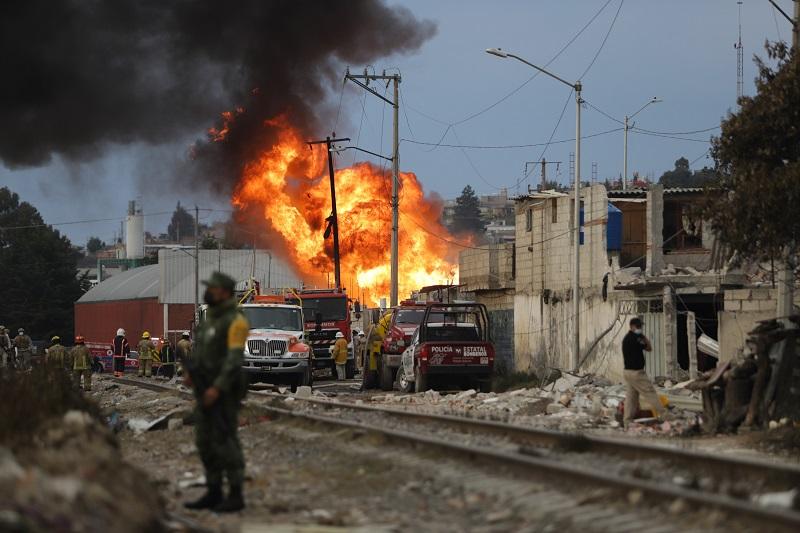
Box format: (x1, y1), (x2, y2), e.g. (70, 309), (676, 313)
(623, 97), (662, 190)
(486, 47), (583, 370)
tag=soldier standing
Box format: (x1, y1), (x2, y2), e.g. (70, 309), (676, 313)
(71, 336), (92, 391)
(137, 331), (155, 378)
(184, 272), (248, 513)
(13, 328), (33, 370)
(46, 335), (69, 372)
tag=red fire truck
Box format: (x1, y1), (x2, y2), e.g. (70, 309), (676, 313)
(286, 289), (355, 378)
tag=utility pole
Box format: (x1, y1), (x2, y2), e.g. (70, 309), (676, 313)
(345, 68), (402, 306)
(623, 115), (629, 190)
(540, 158), (561, 191)
(573, 82), (582, 372)
(308, 135), (350, 291)
(194, 205), (199, 326)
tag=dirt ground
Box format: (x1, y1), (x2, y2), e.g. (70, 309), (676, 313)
(90, 374), (799, 532)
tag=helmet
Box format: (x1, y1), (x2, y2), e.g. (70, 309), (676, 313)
(181, 331), (190, 338)
(75, 335), (85, 344)
(335, 331), (344, 338)
(117, 328), (126, 336)
(18, 328), (24, 334)
(358, 331), (365, 337)
(51, 335), (60, 343)
(142, 331), (151, 339)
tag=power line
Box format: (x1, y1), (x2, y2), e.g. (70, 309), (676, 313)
(578, 0), (625, 80)
(584, 99), (625, 125)
(630, 129), (712, 143)
(400, 127), (623, 150)
(526, 89), (574, 183)
(0, 211), (172, 231)
(632, 125), (720, 135)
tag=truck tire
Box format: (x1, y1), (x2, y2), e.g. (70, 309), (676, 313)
(345, 360), (355, 379)
(396, 366), (414, 393)
(415, 365), (428, 393)
(379, 357), (393, 391)
(477, 379), (492, 393)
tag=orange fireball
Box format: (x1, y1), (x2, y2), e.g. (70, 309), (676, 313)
(231, 115), (459, 304)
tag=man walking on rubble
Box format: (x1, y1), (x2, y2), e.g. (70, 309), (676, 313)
(622, 317), (669, 427)
(184, 272), (249, 513)
(138, 331), (155, 378)
(46, 335), (69, 372)
(71, 336), (92, 391)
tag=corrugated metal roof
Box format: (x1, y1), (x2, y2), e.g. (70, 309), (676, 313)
(607, 187), (706, 198)
(78, 264), (160, 303)
(159, 249), (300, 304)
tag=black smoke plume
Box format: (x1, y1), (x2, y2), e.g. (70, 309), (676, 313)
(0, 0), (435, 192)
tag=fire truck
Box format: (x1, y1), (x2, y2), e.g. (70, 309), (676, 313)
(377, 300), (427, 390)
(286, 289), (355, 378)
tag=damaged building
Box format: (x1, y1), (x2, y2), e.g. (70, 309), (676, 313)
(460, 184), (791, 383)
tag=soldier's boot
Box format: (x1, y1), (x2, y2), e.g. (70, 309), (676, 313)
(184, 483), (223, 510)
(213, 484), (245, 513)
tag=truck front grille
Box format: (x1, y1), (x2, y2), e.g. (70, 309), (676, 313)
(247, 340), (288, 357)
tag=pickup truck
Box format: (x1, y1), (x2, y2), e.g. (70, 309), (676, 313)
(396, 303), (494, 393)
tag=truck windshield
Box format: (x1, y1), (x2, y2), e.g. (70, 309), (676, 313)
(242, 307), (303, 331)
(297, 298), (348, 321)
(396, 308), (425, 324)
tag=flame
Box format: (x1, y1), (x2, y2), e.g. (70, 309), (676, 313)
(230, 115), (459, 303)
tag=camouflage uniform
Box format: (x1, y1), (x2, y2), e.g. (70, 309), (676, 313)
(71, 343), (92, 391)
(13, 332), (33, 370)
(138, 338), (155, 377)
(192, 296), (249, 491)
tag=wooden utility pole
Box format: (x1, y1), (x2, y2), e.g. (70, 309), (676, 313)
(308, 135), (350, 291)
(345, 69), (401, 306)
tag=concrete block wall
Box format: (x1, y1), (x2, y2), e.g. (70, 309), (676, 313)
(459, 243), (514, 292)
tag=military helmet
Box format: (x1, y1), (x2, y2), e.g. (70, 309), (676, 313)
(142, 331), (151, 339)
(202, 271), (236, 293)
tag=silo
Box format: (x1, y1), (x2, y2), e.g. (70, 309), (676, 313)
(125, 200), (144, 259)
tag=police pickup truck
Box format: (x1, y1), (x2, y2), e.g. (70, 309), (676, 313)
(396, 302), (494, 393)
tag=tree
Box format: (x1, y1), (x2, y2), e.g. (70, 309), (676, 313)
(167, 202), (195, 242)
(658, 157), (715, 188)
(200, 234), (219, 250)
(86, 236), (105, 254)
(450, 185), (485, 235)
(703, 42), (800, 264)
(0, 187), (85, 340)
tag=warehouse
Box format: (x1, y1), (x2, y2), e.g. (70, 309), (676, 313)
(74, 249), (300, 345)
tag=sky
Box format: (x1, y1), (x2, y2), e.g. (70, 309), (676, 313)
(0, 0), (789, 247)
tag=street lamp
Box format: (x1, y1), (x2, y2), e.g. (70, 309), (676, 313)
(486, 47), (583, 371)
(623, 97), (662, 190)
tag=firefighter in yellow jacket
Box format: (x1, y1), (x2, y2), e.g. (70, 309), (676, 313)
(138, 331), (156, 378)
(71, 336), (92, 391)
(361, 310), (393, 389)
(331, 331), (349, 381)
(46, 335), (69, 372)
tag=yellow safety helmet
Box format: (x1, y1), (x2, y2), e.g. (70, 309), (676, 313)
(51, 335), (60, 343)
(142, 331), (151, 339)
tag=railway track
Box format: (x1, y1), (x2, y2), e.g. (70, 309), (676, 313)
(112, 376), (800, 531)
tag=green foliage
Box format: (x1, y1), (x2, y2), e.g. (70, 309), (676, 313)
(167, 201), (195, 241)
(451, 185), (485, 235)
(86, 236), (105, 254)
(200, 233), (219, 250)
(0, 187), (85, 340)
(658, 157), (715, 187)
(704, 43), (800, 262)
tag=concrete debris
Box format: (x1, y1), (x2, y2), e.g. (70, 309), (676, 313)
(751, 488), (799, 510)
(177, 474), (206, 490)
(366, 371), (700, 435)
(126, 408), (184, 434)
(295, 386), (312, 399)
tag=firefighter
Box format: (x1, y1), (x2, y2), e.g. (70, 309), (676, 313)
(13, 328), (33, 370)
(176, 331), (193, 360)
(111, 328), (130, 377)
(331, 331), (348, 381)
(183, 272), (248, 513)
(46, 335), (69, 372)
(0, 325), (9, 368)
(159, 336), (176, 379)
(354, 330), (366, 370)
(361, 311), (392, 389)
(71, 336), (92, 391)
(138, 332), (155, 378)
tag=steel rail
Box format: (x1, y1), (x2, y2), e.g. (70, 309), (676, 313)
(262, 404), (800, 530)
(251, 390), (800, 489)
(109, 376), (800, 528)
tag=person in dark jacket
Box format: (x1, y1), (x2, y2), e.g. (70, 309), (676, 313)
(622, 317), (668, 426)
(111, 328), (130, 377)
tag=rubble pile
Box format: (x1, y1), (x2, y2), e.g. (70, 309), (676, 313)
(0, 372), (167, 532)
(690, 317), (800, 434)
(352, 373), (701, 435)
